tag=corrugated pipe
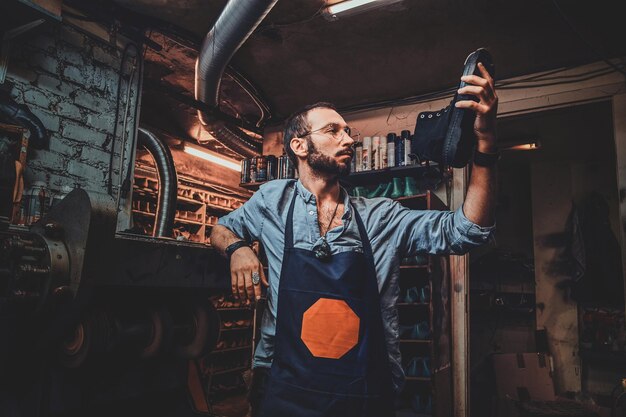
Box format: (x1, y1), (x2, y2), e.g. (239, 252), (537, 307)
(0, 91), (49, 149)
(137, 128), (176, 238)
(194, 0), (278, 158)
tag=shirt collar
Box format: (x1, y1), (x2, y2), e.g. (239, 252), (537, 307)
(295, 179), (352, 220)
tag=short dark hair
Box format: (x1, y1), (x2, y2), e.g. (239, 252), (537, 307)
(282, 102), (336, 167)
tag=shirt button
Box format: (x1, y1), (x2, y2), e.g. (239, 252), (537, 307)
(308, 210), (314, 215)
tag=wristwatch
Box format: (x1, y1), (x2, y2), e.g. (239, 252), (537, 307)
(225, 240), (249, 260)
(473, 149), (500, 167)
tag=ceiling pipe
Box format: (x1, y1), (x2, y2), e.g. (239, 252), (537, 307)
(194, 0), (278, 159)
(137, 127), (177, 238)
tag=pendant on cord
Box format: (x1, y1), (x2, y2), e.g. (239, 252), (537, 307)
(314, 237), (331, 260)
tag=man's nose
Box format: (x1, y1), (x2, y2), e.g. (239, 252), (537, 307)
(341, 130), (355, 145)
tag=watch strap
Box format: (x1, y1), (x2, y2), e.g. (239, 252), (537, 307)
(474, 149), (500, 167)
(225, 240), (249, 260)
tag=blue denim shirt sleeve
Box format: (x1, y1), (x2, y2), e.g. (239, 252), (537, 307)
(382, 199), (495, 257)
(217, 187), (267, 243)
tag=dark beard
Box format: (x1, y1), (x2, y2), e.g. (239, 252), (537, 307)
(306, 138), (352, 177)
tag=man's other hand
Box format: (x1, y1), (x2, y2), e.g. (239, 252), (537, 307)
(230, 247), (267, 302)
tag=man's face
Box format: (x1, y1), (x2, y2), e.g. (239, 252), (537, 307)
(303, 108), (354, 177)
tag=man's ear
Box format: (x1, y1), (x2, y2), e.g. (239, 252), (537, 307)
(290, 137), (308, 159)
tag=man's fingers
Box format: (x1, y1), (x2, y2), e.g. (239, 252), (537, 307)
(458, 85), (487, 100)
(461, 74), (488, 88)
(477, 62), (494, 84)
(260, 267), (269, 287)
(231, 270), (238, 298)
(245, 271), (255, 302)
(237, 271), (246, 300)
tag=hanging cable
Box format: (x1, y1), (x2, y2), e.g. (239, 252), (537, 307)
(107, 42), (140, 195)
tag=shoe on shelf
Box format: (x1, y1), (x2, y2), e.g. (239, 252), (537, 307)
(390, 177), (404, 199)
(412, 48), (495, 168)
(404, 176), (419, 197)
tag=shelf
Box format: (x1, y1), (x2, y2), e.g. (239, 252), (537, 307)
(400, 264), (429, 270)
(342, 163), (441, 187)
(216, 307), (254, 311)
(395, 190), (447, 211)
(132, 210), (204, 226)
(220, 326), (252, 332)
(210, 365), (250, 376)
(133, 187), (234, 213)
(397, 303), (430, 307)
(405, 376), (432, 382)
(239, 181), (267, 191)
(211, 345), (252, 354)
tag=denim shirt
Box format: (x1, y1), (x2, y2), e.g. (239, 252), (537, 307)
(218, 179), (494, 392)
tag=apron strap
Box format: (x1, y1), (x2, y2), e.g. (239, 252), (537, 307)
(352, 207), (374, 262)
(284, 185), (298, 250)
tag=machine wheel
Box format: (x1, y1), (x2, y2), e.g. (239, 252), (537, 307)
(173, 302), (220, 359)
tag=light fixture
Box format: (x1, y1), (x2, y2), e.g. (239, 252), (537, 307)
(184, 144), (241, 172)
(322, 0), (405, 21)
(500, 141), (541, 152)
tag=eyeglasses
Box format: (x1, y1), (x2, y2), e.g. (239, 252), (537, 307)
(299, 123), (361, 143)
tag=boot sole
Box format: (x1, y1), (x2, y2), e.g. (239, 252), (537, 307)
(443, 48), (494, 168)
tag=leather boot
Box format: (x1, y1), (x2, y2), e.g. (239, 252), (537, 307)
(412, 48), (495, 168)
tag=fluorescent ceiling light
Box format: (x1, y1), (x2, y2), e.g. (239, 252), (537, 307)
(323, 0), (405, 20)
(501, 141), (541, 152)
(184, 144), (241, 172)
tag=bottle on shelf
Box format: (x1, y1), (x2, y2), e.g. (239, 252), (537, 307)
(278, 154), (295, 179)
(362, 136), (371, 171)
(255, 156), (267, 182)
(394, 132), (404, 166)
(240, 158), (251, 184)
(266, 155), (278, 180)
(249, 157), (258, 183)
(372, 136), (380, 170)
(380, 135), (388, 169)
(355, 142), (363, 172)
(387, 133), (396, 167)
(401, 130), (412, 166)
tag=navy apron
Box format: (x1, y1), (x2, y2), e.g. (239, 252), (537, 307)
(257, 190), (395, 417)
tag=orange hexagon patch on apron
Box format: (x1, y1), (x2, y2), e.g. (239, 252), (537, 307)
(301, 298), (360, 359)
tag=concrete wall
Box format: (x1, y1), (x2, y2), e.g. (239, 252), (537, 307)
(3, 22), (138, 198)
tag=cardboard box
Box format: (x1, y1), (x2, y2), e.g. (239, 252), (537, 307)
(493, 352), (556, 417)
(493, 352), (556, 402)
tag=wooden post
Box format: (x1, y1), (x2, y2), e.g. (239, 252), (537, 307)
(451, 166), (469, 417)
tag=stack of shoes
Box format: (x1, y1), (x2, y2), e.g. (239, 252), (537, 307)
(410, 394), (433, 414)
(399, 321), (430, 340)
(349, 177), (423, 199)
(403, 285), (430, 304)
(412, 48), (495, 168)
(405, 356), (432, 377)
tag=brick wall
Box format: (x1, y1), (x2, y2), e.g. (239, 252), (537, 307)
(4, 22), (138, 197)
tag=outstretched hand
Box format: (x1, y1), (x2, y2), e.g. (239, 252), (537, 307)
(455, 62), (498, 150)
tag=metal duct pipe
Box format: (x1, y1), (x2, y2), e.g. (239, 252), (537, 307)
(137, 128), (176, 238)
(0, 91), (49, 149)
(194, 0), (278, 158)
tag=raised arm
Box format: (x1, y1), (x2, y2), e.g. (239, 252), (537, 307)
(455, 62), (498, 227)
